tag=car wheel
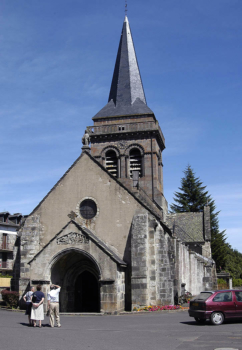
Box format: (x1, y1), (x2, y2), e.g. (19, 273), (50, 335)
(210, 312), (224, 325)
(195, 317), (206, 324)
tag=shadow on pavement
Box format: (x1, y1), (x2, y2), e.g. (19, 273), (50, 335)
(180, 321), (207, 326)
(181, 319), (242, 326)
(19, 323), (51, 328)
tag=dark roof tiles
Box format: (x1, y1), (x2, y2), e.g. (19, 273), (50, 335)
(166, 212), (204, 243)
(93, 16), (154, 120)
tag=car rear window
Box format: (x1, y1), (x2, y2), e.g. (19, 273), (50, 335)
(194, 292), (213, 300)
(213, 292), (232, 302)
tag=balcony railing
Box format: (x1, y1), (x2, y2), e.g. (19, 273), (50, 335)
(0, 243), (13, 251)
(87, 121), (165, 146)
(0, 261), (13, 270)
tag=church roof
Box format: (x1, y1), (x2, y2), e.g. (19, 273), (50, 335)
(166, 212), (204, 243)
(93, 16), (154, 119)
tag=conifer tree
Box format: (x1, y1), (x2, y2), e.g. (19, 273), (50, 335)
(170, 165), (227, 270)
(170, 165), (208, 213)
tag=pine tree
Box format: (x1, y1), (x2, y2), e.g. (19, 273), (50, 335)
(170, 165), (208, 213)
(170, 165), (227, 270)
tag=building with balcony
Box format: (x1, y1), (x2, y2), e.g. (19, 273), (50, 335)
(0, 212), (25, 280)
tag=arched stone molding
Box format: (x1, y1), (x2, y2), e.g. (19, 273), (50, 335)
(45, 247), (102, 281)
(100, 145), (120, 159)
(48, 249), (101, 312)
(100, 146), (120, 178)
(124, 144), (145, 178)
(65, 261), (100, 285)
(124, 143), (144, 156)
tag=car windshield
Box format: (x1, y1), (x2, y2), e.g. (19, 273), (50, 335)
(194, 292), (213, 300)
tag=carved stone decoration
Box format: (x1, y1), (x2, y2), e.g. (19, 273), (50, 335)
(68, 211), (78, 220)
(118, 140), (128, 149)
(57, 232), (89, 245)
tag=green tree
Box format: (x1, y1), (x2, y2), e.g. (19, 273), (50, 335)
(170, 165), (208, 213)
(170, 165), (227, 270)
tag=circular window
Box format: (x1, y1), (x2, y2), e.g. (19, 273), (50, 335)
(79, 199), (97, 219)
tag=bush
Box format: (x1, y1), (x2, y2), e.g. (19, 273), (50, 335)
(217, 278), (228, 289)
(0, 273), (12, 278)
(1, 289), (19, 308)
(233, 278), (242, 287)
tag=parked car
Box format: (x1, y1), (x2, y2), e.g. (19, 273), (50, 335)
(188, 289), (242, 325)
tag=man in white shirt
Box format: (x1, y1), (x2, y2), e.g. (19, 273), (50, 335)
(47, 284), (61, 328)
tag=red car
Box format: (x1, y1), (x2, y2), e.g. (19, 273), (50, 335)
(188, 289), (242, 325)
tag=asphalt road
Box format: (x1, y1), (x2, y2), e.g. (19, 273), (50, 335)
(0, 309), (241, 350)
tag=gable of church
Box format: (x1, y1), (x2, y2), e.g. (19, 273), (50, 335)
(19, 151), (148, 264)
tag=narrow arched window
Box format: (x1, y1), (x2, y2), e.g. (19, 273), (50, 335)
(105, 150), (118, 177)
(129, 148), (142, 178)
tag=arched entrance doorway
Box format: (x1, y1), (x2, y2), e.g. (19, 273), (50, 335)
(50, 249), (101, 312)
(75, 271), (99, 312)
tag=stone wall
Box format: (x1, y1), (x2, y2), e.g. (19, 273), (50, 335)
(131, 212), (149, 306)
(130, 212), (216, 308)
(116, 268), (126, 312)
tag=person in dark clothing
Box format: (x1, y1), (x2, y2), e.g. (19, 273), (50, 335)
(23, 286), (35, 326)
(30, 285), (45, 327)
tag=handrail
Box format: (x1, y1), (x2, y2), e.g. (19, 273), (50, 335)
(87, 121), (165, 145)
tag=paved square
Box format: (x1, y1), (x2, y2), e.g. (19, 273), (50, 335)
(0, 310), (242, 350)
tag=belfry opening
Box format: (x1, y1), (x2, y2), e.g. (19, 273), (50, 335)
(50, 249), (100, 313)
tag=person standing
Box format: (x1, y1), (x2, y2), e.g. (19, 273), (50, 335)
(23, 286), (35, 326)
(47, 284), (61, 328)
(31, 284), (45, 328)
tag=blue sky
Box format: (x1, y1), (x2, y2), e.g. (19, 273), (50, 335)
(1, 1), (241, 251)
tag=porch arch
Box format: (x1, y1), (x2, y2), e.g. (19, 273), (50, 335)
(48, 248), (101, 312)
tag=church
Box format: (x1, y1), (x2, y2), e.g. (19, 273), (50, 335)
(15, 16), (217, 313)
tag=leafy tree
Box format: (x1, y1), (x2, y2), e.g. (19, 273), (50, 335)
(170, 165), (227, 270)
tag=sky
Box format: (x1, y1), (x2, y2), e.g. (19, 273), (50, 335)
(0, 1), (241, 251)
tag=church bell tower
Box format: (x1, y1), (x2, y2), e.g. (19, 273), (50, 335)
(87, 16), (166, 213)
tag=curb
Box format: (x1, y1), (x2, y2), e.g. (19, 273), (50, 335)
(0, 307), (25, 313)
(120, 308), (189, 315)
(0, 307), (188, 316)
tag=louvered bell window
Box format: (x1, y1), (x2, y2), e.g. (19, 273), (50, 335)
(129, 149), (142, 178)
(105, 150), (118, 177)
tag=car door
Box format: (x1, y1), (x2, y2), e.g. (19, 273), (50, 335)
(212, 291), (236, 318)
(234, 291), (242, 317)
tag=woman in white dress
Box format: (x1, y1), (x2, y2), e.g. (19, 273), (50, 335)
(31, 285), (45, 327)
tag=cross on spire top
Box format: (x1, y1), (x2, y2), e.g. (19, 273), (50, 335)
(125, 0), (128, 15)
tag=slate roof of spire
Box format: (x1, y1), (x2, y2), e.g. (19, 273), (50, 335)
(93, 16), (154, 119)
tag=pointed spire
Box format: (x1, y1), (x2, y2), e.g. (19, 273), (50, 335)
(109, 16), (146, 106)
(93, 16), (153, 119)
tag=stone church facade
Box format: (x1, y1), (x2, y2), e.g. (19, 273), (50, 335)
(16, 16), (216, 313)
